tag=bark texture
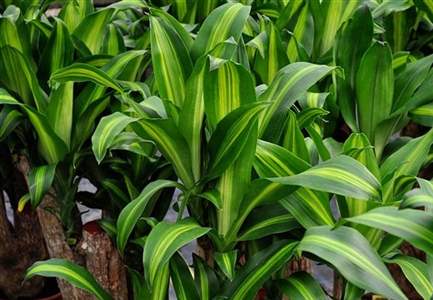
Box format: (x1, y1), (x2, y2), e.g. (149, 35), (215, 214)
(0, 154), (48, 299)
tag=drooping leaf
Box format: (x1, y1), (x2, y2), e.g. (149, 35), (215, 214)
(385, 255), (433, 300)
(26, 259), (112, 300)
(299, 226), (406, 300)
(347, 206), (433, 257)
(91, 112), (138, 163)
(50, 63), (123, 93)
(270, 155), (381, 200)
(116, 179), (180, 254)
(143, 219), (210, 287)
(0, 46), (47, 110)
(258, 62), (335, 140)
(0, 89), (67, 164)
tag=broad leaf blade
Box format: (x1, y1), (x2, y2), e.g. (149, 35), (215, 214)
(299, 226), (406, 300)
(26, 259), (112, 300)
(143, 219), (210, 287)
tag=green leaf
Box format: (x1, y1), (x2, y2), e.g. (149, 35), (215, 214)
(0, 46), (47, 110)
(143, 219), (210, 287)
(381, 128), (433, 180)
(254, 139), (310, 177)
(0, 106), (22, 141)
(75, 50), (146, 117)
(409, 102), (433, 127)
(102, 24), (125, 55)
(311, 0), (362, 57)
(204, 60), (256, 131)
(270, 155), (381, 200)
(392, 54), (433, 114)
(355, 41), (394, 143)
(46, 82), (73, 148)
(193, 254), (219, 300)
(347, 206), (433, 257)
(239, 204), (299, 241)
(191, 3), (251, 60)
(214, 250), (237, 281)
(299, 225), (406, 300)
(91, 112), (138, 164)
(207, 103), (267, 178)
(0, 89), (67, 164)
(116, 179), (179, 254)
(223, 240), (298, 300)
(50, 63), (123, 93)
(254, 21), (289, 84)
(178, 57), (208, 181)
(386, 255), (433, 300)
(132, 118), (195, 188)
(26, 259), (112, 300)
(39, 18), (74, 80)
(150, 10), (193, 107)
(278, 272), (327, 300)
(258, 62), (335, 139)
(281, 110), (310, 162)
(59, 0), (93, 32)
(334, 4), (373, 131)
(170, 253), (200, 300)
(73, 8), (115, 54)
(28, 164), (56, 208)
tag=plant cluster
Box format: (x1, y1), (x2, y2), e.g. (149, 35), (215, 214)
(1, 0), (433, 299)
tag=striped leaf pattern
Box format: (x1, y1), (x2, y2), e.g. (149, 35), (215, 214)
(91, 112), (137, 163)
(143, 219), (210, 286)
(299, 226), (406, 300)
(28, 164), (56, 208)
(347, 206), (433, 256)
(116, 179), (180, 254)
(270, 155), (381, 200)
(26, 259), (112, 300)
(278, 272), (327, 300)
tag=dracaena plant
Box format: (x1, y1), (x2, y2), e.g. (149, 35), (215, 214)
(10, 1), (433, 300)
(0, 0), (151, 235)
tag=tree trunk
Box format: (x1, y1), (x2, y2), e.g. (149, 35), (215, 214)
(0, 153), (48, 299)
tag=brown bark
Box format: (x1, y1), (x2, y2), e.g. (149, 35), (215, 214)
(77, 223), (128, 300)
(0, 157), (48, 299)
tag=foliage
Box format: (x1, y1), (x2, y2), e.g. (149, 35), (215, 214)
(0, 0), (433, 299)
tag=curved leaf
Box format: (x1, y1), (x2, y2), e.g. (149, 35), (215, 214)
(91, 112), (138, 163)
(299, 226), (406, 300)
(28, 164), (56, 208)
(116, 179), (179, 254)
(278, 272), (327, 300)
(270, 155), (381, 200)
(26, 259), (112, 300)
(223, 240), (298, 300)
(143, 219), (210, 287)
(347, 206), (433, 256)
